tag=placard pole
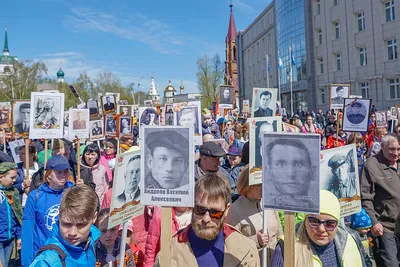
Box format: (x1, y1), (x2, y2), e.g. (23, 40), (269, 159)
(283, 212), (295, 267)
(118, 222), (128, 267)
(44, 140), (48, 170)
(2, 130), (6, 153)
(25, 139), (30, 181)
(262, 209), (268, 267)
(77, 140), (81, 183)
(160, 207), (172, 267)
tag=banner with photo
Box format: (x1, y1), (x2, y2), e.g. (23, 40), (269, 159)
(89, 119), (105, 141)
(117, 105), (133, 117)
(29, 92), (65, 139)
(242, 100), (250, 114)
(68, 109), (90, 140)
(139, 107), (159, 126)
(140, 126), (194, 207)
(173, 101), (203, 146)
(101, 95), (117, 114)
(11, 100), (30, 138)
(9, 139), (25, 163)
(330, 84), (350, 110)
(262, 132), (320, 214)
(320, 144), (361, 217)
(87, 100), (99, 118)
(218, 85), (234, 109)
(251, 88), (278, 118)
(375, 110), (388, 128)
(108, 150), (144, 229)
(249, 116), (282, 185)
(342, 98), (371, 132)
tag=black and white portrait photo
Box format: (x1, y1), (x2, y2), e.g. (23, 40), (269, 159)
(140, 126), (194, 207)
(119, 117), (132, 136)
(320, 145), (361, 216)
(89, 120), (104, 140)
(118, 105), (133, 117)
(262, 133), (320, 214)
(218, 85), (234, 109)
(330, 84), (350, 109)
(342, 99), (371, 132)
(175, 101), (203, 145)
(139, 107), (159, 126)
(249, 117), (282, 185)
(68, 109), (90, 140)
(105, 92), (120, 102)
(251, 88), (278, 118)
(87, 100), (99, 117)
(102, 95), (116, 113)
(114, 154), (141, 207)
(164, 104), (174, 126)
(29, 92), (65, 139)
(105, 115), (117, 136)
(12, 101), (30, 135)
(144, 100), (153, 107)
(9, 139), (25, 163)
(0, 110), (8, 128)
(375, 110), (387, 128)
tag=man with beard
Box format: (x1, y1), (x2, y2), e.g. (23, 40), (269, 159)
(115, 155), (140, 207)
(155, 173), (259, 267)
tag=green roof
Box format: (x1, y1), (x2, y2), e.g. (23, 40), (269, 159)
(57, 68), (65, 78)
(0, 55), (16, 65)
(3, 29), (8, 53)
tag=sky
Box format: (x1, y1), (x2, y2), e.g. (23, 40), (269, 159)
(1, 0), (272, 94)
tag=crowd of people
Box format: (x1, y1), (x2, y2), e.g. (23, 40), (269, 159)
(0, 104), (399, 267)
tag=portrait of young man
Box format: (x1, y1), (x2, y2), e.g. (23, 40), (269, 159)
(346, 101), (366, 125)
(103, 96), (115, 112)
(87, 100), (98, 116)
(91, 121), (103, 136)
(115, 155), (141, 207)
(120, 118), (132, 135)
(14, 102), (31, 134)
(219, 87), (232, 105)
(178, 107), (199, 135)
(254, 91), (273, 117)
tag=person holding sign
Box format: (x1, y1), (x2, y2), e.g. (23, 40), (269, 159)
(155, 173), (259, 267)
(271, 190), (364, 267)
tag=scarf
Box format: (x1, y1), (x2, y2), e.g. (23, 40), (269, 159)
(103, 153), (116, 161)
(0, 186), (22, 225)
(304, 123), (316, 133)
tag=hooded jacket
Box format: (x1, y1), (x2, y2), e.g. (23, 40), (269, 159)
(21, 181), (74, 266)
(29, 223), (101, 267)
(0, 186), (21, 242)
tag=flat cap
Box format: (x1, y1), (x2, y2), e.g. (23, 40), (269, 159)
(351, 102), (362, 107)
(146, 130), (188, 157)
(200, 141), (226, 157)
(0, 162), (17, 174)
(328, 154), (346, 169)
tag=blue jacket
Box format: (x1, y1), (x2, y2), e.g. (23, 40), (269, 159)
(29, 223), (101, 267)
(0, 186), (21, 242)
(15, 162), (43, 196)
(202, 122), (221, 139)
(21, 181), (74, 266)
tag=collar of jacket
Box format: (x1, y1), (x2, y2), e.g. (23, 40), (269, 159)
(241, 195), (262, 209)
(176, 224), (237, 243)
(332, 225), (349, 261)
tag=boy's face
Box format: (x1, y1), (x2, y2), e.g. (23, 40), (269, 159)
(59, 213), (97, 246)
(0, 170), (17, 188)
(358, 228), (370, 235)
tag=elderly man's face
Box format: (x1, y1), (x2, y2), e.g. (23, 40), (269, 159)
(147, 146), (187, 189)
(269, 144), (311, 195)
(20, 108), (30, 123)
(200, 155), (221, 172)
(331, 162), (349, 183)
(43, 99), (52, 108)
(382, 139), (400, 164)
(260, 95), (271, 109)
(125, 158), (140, 194)
(223, 89), (230, 99)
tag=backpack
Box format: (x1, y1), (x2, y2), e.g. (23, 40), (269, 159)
(35, 244), (67, 267)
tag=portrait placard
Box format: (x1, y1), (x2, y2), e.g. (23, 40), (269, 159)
(132, 105), (139, 118)
(108, 150), (144, 229)
(9, 139), (25, 163)
(249, 116), (282, 185)
(282, 122), (300, 133)
(390, 107), (397, 120)
(29, 92), (65, 139)
(164, 104), (174, 126)
(89, 120), (104, 141)
(173, 101), (203, 146)
(375, 110), (388, 128)
(140, 126), (194, 207)
(144, 100), (153, 107)
(101, 95), (116, 114)
(117, 105), (133, 117)
(330, 84), (350, 109)
(242, 100), (250, 114)
(342, 98), (371, 132)
(262, 132), (320, 213)
(11, 100), (30, 137)
(105, 92), (120, 102)
(68, 109), (89, 140)
(251, 88), (278, 118)
(0, 109), (10, 129)
(139, 107), (159, 126)
(320, 144), (361, 217)
(218, 85), (234, 109)
(105, 115), (117, 137)
(118, 117), (133, 137)
(87, 100), (99, 117)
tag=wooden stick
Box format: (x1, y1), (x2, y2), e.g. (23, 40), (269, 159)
(2, 130), (5, 153)
(25, 139), (30, 181)
(283, 212), (295, 267)
(77, 140), (81, 181)
(262, 210), (268, 267)
(44, 140), (48, 170)
(118, 222), (128, 267)
(160, 207), (172, 267)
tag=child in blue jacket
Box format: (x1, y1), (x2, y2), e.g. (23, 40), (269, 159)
(0, 162), (22, 267)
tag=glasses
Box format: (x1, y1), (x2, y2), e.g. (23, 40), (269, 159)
(193, 205), (226, 220)
(307, 217), (338, 231)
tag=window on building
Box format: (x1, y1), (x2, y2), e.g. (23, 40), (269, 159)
(360, 83), (369, 98)
(317, 0), (321, 14)
(357, 12), (366, 31)
(333, 0), (339, 6)
(389, 78), (400, 99)
(385, 0), (395, 22)
(359, 47), (367, 66)
(319, 58), (324, 74)
(321, 88), (326, 104)
(317, 29), (322, 45)
(387, 39), (398, 60)
(334, 22), (340, 39)
(336, 53), (342, 71)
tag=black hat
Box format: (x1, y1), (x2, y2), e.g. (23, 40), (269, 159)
(351, 102), (362, 108)
(200, 141), (226, 157)
(146, 130), (188, 157)
(328, 155), (346, 169)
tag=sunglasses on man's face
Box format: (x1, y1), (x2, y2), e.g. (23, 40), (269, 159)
(307, 216), (338, 231)
(193, 205), (226, 220)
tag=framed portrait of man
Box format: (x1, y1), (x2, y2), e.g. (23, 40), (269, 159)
(108, 150), (144, 228)
(105, 92), (120, 102)
(163, 104), (174, 126)
(140, 126), (194, 207)
(251, 88), (278, 118)
(249, 116), (282, 185)
(320, 144), (361, 217)
(390, 107), (397, 120)
(117, 105), (133, 117)
(29, 92), (65, 139)
(262, 132), (320, 214)
(0, 109), (9, 129)
(105, 115), (117, 137)
(173, 101), (203, 146)
(68, 109), (89, 140)
(144, 100), (153, 107)
(11, 100), (30, 137)
(218, 85), (234, 109)
(89, 120), (104, 141)
(330, 84), (350, 109)
(9, 139), (25, 163)
(139, 107), (159, 126)
(101, 95), (116, 114)
(87, 100), (99, 117)
(342, 98), (371, 132)
(375, 110), (387, 128)
(119, 117), (132, 137)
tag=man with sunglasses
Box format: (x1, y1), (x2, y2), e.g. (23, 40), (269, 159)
(155, 173), (259, 267)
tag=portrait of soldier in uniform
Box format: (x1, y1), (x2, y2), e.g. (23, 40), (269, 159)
(34, 98), (59, 128)
(14, 103), (30, 134)
(327, 151), (357, 199)
(115, 155), (141, 207)
(254, 91), (273, 117)
(346, 101), (366, 124)
(177, 107), (199, 135)
(331, 86), (345, 105)
(91, 121), (103, 136)
(72, 111), (86, 130)
(103, 96), (115, 112)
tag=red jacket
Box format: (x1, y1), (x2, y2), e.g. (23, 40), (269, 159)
(143, 208), (180, 267)
(325, 134), (346, 149)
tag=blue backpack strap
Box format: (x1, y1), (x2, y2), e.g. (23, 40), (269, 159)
(35, 244), (67, 267)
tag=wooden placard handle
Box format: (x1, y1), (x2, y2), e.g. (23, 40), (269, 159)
(284, 212), (295, 267)
(160, 207), (172, 267)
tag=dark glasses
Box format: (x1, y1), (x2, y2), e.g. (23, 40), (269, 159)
(307, 216), (338, 231)
(193, 205), (226, 220)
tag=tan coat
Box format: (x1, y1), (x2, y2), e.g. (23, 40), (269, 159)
(155, 224), (260, 267)
(225, 196), (283, 264)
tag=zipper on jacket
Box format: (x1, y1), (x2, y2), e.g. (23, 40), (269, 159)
(5, 195), (12, 240)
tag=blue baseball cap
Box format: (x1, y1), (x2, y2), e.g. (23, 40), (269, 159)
(45, 155), (70, 171)
(227, 145), (243, 156)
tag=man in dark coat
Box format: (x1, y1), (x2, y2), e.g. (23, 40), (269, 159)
(253, 91), (273, 117)
(103, 96), (115, 112)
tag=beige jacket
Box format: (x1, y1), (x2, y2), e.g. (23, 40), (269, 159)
(225, 196), (283, 264)
(155, 224), (260, 267)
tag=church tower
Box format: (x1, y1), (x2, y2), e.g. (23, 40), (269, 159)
(225, 3), (238, 93)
